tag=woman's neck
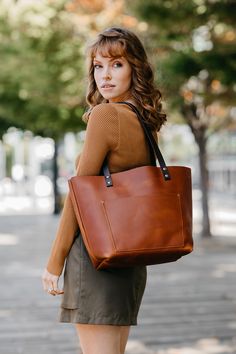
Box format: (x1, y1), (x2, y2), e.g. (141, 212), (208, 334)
(108, 90), (134, 104)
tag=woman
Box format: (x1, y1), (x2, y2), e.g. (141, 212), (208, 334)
(42, 27), (166, 354)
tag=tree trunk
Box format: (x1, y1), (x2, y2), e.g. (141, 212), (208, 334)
(196, 135), (211, 238)
(52, 139), (61, 215)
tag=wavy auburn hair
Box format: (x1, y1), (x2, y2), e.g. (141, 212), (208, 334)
(83, 27), (166, 131)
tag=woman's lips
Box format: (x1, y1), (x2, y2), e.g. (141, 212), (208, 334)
(101, 84), (115, 90)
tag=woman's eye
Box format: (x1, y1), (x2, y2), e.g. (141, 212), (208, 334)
(113, 62), (122, 68)
(94, 64), (102, 69)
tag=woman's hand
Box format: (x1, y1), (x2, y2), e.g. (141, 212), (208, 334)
(42, 268), (64, 296)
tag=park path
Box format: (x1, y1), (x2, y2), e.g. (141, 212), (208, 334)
(0, 214), (236, 354)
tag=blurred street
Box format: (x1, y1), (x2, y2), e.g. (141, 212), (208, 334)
(0, 194), (236, 354)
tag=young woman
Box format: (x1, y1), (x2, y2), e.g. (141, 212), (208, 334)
(42, 27), (166, 354)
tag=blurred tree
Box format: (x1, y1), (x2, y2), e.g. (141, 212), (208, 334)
(65, 0), (140, 32)
(0, 0), (141, 214)
(130, 0), (236, 237)
(0, 0), (86, 213)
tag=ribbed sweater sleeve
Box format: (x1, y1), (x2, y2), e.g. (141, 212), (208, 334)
(46, 104), (119, 276)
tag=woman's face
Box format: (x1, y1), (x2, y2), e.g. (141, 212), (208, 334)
(93, 52), (132, 101)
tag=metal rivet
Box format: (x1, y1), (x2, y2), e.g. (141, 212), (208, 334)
(165, 174), (169, 178)
(106, 176), (109, 178)
(108, 181), (111, 184)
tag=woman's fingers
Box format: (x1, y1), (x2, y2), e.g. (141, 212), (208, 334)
(42, 268), (64, 296)
(51, 274), (64, 295)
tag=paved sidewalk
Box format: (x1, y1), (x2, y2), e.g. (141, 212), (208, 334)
(0, 214), (236, 354)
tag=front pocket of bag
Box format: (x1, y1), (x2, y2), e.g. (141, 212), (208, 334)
(101, 193), (184, 252)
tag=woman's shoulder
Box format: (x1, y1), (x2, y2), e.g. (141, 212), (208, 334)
(87, 103), (121, 134)
(90, 102), (120, 119)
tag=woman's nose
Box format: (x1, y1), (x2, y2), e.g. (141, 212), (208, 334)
(103, 68), (112, 80)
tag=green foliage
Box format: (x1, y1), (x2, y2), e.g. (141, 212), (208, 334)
(130, 0), (236, 130)
(0, 1), (86, 139)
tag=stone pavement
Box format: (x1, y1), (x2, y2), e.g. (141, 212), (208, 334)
(0, 214), (236, 354)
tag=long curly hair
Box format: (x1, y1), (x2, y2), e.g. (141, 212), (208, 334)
(83, 27), (166, 131)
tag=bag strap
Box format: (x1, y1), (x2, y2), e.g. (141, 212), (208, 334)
(118, 102), (170, 179)
(102, 101), (171, 187)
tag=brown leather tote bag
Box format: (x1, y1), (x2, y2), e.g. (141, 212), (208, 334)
(68, 102), (193, 270)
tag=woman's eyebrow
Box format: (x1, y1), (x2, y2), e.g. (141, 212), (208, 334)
(93, 56), (123, 63)
(109, 56), (123, 61)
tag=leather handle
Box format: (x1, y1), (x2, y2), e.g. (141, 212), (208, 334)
(102, 101), (171, 187)
(119, 102), (171, 180)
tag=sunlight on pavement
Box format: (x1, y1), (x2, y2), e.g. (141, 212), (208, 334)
(212, 263), (236, 278)
(156, 338), (236, 354)
(0, 309), (12, 319)
(126, 340), (154, 354)
(125, 338), (236, 354)
(216, 264), (236, 273)
(0, 233), (19, 245)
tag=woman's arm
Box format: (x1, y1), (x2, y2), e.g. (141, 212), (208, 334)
(44, 104), (119, 277)
(75, 153), (81, 170)
(45, 154), (82, 276)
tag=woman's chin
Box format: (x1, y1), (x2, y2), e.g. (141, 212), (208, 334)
(101, 93), (117, 101)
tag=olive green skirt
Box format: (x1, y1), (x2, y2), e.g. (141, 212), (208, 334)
(60, 231), (147, 325)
